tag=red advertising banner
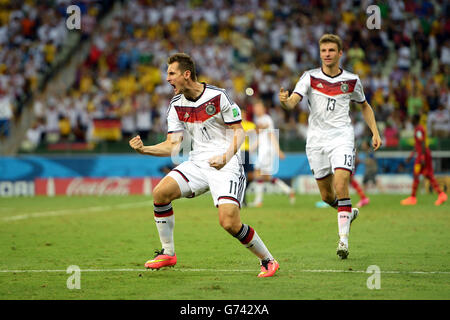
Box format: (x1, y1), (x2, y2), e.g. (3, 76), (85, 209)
(34, 177), (161, 196)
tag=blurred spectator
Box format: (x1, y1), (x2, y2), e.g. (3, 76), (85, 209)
(0, 90), (13, 137)
(20, 119), (44, 151)
(383, 118), (399, 147)
(427, 104), (450, 138)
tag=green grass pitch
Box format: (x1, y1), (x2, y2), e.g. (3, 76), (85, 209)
(0, 193), (449, 300)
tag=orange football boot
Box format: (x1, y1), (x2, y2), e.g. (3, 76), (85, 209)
(145, 249), (177, 269)
(435, 192), (447, 206)
(400, 196), (417, 205)
(257, 259), (279, 278)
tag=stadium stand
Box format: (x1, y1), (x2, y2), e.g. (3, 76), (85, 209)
(0, 0), (449, 158)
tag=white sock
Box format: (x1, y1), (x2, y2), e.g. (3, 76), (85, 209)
(234, 224), (273, 261)
(337, 198), (352, 246)
(253, 181), (264, 204)
(154, 202), (175, 256)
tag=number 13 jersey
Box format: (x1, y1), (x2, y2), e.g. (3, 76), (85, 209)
(293, 68), (366, 147)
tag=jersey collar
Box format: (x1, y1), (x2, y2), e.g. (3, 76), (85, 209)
(185, 82), (206, 102)
(321, 67), (343, 78)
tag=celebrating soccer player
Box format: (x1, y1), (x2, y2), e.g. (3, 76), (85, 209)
(129, 53), (279, 277)
(279, 34), (382, 259)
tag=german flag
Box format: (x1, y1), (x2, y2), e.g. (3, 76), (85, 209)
(93, 118), (122, 141)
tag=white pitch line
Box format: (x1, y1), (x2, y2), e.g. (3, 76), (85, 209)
(1, 200), (154, 222)
(0, 268), (449, 275)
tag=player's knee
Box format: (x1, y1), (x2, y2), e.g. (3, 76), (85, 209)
(219, 219), (236, 234)
(152, 184), (173, 204)
(218, 212), (241, 234)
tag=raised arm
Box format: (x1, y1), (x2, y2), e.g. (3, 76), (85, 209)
(279, 87), (302, 110)
(129, 132), (183, 157)
(359, 101), (382, 151)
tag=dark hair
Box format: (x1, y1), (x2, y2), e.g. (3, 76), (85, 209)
(167, 53), (197, 81)
(412, 114), (421, 126)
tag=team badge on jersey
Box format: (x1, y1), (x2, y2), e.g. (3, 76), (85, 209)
(205, 104), (216, 115)
(340, 83), (349, 93)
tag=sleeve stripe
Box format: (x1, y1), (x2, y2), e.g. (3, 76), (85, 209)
(167, 130), (184, 134)
(225, 120), (242, 125)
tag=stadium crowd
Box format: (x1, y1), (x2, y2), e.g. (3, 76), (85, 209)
(0, 0), (112, 139)
(2, 0), (449, 151)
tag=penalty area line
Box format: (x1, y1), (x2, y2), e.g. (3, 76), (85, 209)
(0, 268), (449, 275)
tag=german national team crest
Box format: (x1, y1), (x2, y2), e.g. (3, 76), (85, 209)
(205, 104), (216, 115)
(340, 82), (349, 93)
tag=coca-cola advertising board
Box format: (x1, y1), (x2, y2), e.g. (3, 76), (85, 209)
(34, 177), (161, 196)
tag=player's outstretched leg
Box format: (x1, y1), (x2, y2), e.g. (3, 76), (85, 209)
(426, 173), (447, 206)
(219, 204), (279, 277)
(233, 224), (280, 277)
(401, 174), (419, 205)
(145, 202), (177, 269)
(146, 176), (180, 269)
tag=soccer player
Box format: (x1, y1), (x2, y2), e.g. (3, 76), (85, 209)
(279, 34), (382, 259)
(401, 114), (447, 206)
(250, 99), (295, 207)
(129, 53), (279, 277)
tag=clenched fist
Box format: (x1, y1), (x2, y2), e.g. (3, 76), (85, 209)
(279, 87), (289, 103)
(129, 135), (144, 153)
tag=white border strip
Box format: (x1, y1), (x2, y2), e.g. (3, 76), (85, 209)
(0, 268), (449, 275)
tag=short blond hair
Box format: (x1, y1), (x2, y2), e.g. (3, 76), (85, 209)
(319, 34), (343, 52)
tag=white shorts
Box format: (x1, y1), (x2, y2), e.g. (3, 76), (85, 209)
(306, 142), (355, 179)
(167, 155), (246, 208)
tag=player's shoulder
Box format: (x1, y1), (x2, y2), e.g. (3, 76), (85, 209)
(205, 83), (234, 104)
(299, 68), (320, 78)
(340, 69), (362, 80)
(306, 67), (322, 75)
(169, 94), (182, 106)
(205, 83), (228, 96)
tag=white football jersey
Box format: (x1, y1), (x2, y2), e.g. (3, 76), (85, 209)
(167, 83), (242, 162)
(293, 68), (366, 146)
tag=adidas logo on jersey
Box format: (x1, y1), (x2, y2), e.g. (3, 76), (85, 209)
(317, 83), (324, 88)
(184, 112), (190, 119)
